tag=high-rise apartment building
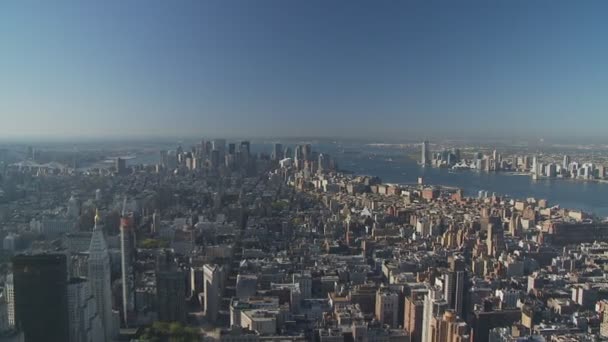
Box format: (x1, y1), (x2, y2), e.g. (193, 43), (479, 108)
(487, 223), (505, 257)
(422, 287), (448, 342)
(405, 288), (428, 342)
(428, 310), (469, 342)
(443, 256), (466, 318)
(375, 287), (400, 328)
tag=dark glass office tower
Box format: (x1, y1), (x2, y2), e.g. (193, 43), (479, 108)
(12, 254), (69, 342)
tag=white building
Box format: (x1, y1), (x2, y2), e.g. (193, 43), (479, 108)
(279, 158), (293, 169)
(88, 211), (116, 339)
(422, 287), (448, 342)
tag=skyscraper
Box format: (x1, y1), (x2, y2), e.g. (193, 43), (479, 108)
(88, 209), (115, 339)
(68, 277), (104, 342)
(444, 256), (466, 319)
(13, 254), (69, 342)
(284, 146), (293, 159)
(210, 150), (220, 170)
(159, 150), (169, 168)
(5, 274), (14, 328)
(272, 143), (283, 161)
(212, 139), (226, 160)
(487, 222), (505, 257)
(240, 141), (250, 156)
(563, 155), (571, 170)
(0, 292), (9, 331)
(302, 144), (312, 161)
(120, 212), (135, 327)
(405, 288), (427, 342)
(156, 251), (187, 323)
(203, 264), (224, 323)
(294, 145), (302, 169)
(508, 213), (522, 237)
(422, 287), (448, 342)
(116, 157), (127, 175)
(421, 141), (430, 166)
(318, 153), (327, 173)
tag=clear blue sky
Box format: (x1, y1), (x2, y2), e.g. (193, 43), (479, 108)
(1, 0), (607, 140)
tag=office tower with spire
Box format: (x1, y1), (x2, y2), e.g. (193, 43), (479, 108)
(421, 141), (430, 166)
(88, 209), (115, 339)
(120, 202), (135, 327)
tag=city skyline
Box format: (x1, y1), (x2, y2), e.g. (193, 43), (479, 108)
(4, 135), (608, 341)
(2, 0), (608, 139)
(4, 2), (608, 340)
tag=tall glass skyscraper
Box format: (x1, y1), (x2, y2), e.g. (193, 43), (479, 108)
(13, 254), (69, 342)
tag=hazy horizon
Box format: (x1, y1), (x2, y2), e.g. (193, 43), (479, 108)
(2, 0), (607, 139)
